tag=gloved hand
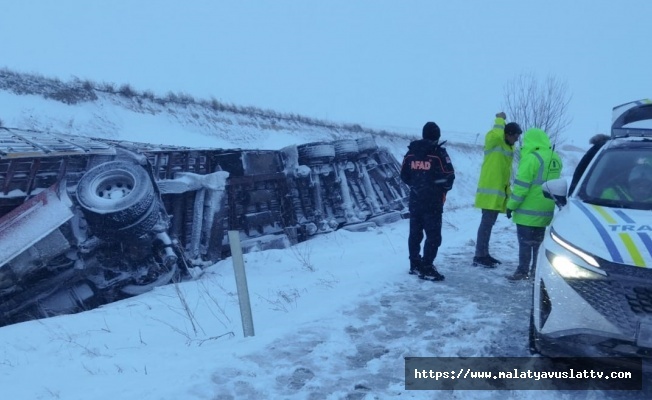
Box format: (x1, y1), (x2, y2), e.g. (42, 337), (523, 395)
(506, 209), (513, 219)
(496, 112), (507, 119)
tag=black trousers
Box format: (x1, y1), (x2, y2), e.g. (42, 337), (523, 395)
(408, 210), (443, 266)
(515, 224), (546, 275)
(474, 209), (499, 258)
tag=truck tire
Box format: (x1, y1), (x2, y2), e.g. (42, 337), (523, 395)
(356, 136), (378, 154)
(333, 139), (359, 160)
(117, 201), (161, 238)
(120, 262), (179, 296)
(298, 143), (336, 165)
(76, 161), (155, 230)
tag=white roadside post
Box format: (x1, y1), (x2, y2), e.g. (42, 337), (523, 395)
(227, 230), (255, 337)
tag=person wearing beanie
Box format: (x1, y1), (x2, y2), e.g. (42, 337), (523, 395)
(422, 121), (441, 141)
(568, 133), (610, 194)
(473, 112), (522, 268)
(399, 121), (455, 281)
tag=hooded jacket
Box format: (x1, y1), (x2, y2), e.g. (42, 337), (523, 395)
(474, 117), (515, 212)
(400, 139), (455, 213)
(506, 128), (563, 227)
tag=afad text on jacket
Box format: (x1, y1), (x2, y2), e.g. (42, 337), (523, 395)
(400, 139), (455, 213)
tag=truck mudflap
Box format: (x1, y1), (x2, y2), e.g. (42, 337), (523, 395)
(0, 183), (73, 269)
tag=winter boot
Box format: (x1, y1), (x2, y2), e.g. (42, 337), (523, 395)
(419, 264), (445, 281)
(473, 256), (497, 268)
(487, 255), (502, 265)
(507, 271), (529, 281)
(409, 257), (422, 275)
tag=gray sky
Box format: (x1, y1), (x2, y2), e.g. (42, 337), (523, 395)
(2, 0), (650, 142)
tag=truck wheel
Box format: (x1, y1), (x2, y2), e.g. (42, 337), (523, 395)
(120, 262), (179, 296)
(298, 143), (336, 165)
(356, 136), (378, 154)
(333, 139), (359, 160)
(76, 161), (155, 230)
(117, 201), (161, 238)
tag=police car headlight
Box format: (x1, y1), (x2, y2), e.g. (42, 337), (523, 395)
(546, 250), (604, 279)
(550, 230), (600, 268)
(545, 230), (606, 279)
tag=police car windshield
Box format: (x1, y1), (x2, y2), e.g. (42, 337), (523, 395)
(579, 148), (652, 211)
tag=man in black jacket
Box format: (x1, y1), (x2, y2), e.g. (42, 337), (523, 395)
(400, 121), (455, 281)
(568, 133), (610, 194)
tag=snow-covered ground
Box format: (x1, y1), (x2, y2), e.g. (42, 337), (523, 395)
(0, 83), (646, 399)
(4, 197), (647, 399)
(0, 193), (543, 400)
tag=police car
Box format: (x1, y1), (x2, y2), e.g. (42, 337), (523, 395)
(530, 99), (652, 359)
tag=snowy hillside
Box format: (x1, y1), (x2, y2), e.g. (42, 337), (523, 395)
(0, 70), (422, 157)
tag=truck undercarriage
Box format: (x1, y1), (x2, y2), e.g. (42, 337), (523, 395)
(0, 127), (409, 327)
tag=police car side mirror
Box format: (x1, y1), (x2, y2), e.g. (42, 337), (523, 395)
(542, 178), (568, 209)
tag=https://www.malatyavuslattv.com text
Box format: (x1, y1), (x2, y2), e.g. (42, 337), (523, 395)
(405, 357), (643, 391)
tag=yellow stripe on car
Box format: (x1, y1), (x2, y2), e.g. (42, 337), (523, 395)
(590, 204), (649, 268)
(591, 204), (617, 224)
(619, 233), (646, 267)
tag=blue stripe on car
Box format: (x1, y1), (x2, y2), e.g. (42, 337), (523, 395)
(614, 209), (635, 224)
(573, 199), (624, 263)
(638, 232), (652, 261)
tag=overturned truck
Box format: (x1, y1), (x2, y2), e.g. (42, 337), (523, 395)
(0, 127), (408, 327)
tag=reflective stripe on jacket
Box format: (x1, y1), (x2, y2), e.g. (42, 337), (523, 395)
(474, 117), (514, 212)
(506, 128), (563, 227)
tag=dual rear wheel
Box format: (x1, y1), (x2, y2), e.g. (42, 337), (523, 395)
(76, 161), (159, 238)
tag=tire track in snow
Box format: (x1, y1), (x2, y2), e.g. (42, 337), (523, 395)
(203, 236), (536, 399)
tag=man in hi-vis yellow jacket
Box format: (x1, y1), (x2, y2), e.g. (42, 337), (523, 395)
(473, 112), (522, 268)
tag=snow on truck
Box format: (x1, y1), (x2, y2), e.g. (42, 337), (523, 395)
(0, 127), (409, 327)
